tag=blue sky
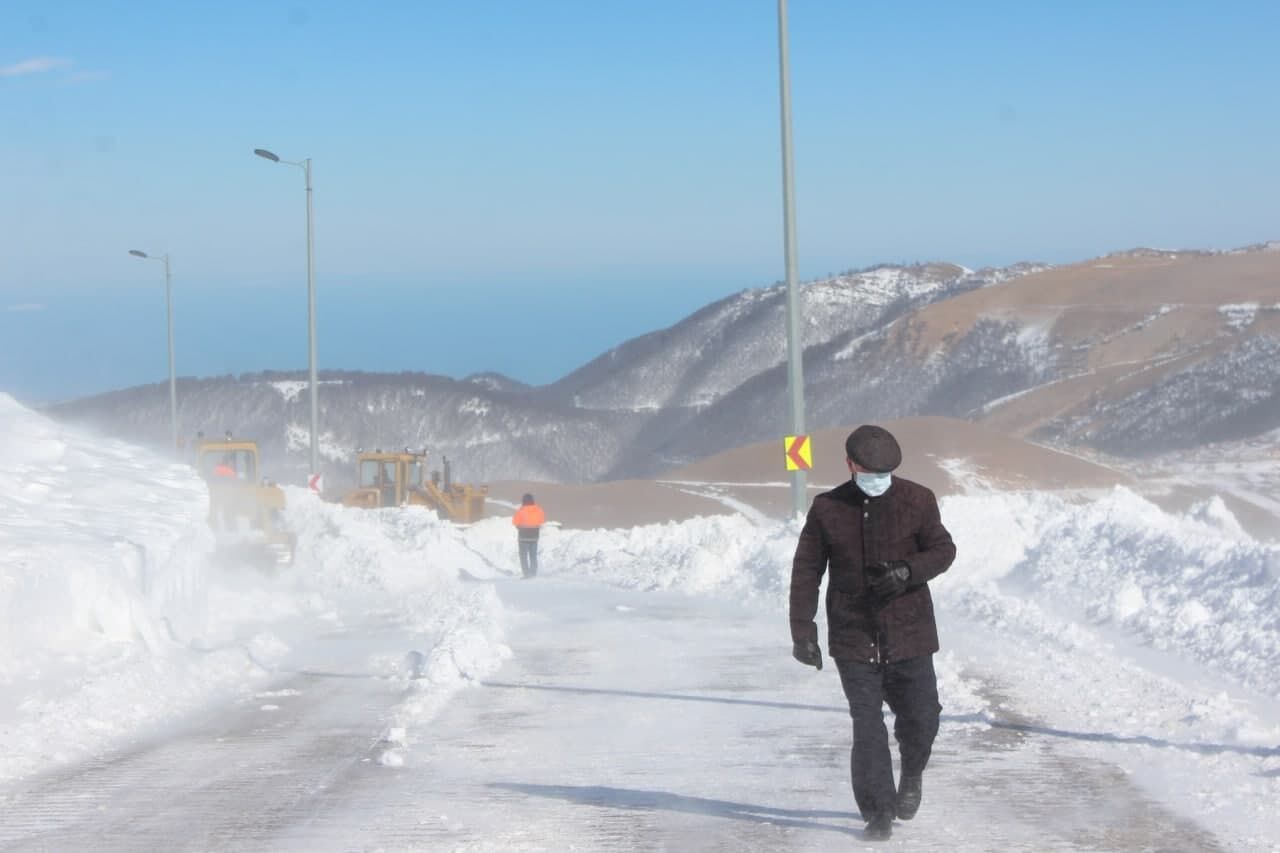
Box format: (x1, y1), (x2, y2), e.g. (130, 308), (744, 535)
(2, 1), (1278, 402)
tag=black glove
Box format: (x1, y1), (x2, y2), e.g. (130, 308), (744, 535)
(792, 639), (823, 670)
(867, 560), (911, 602)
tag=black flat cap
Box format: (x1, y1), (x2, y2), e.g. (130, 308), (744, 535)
(845, 425), (902, 473)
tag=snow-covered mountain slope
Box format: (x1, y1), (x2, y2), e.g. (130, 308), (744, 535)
(926, 250), (1280, 452)
(634, 247), (1280, 474)
(45, 243), (1280, 484)
(542, 262), (1035, 412)
(50, 370), (639, 487)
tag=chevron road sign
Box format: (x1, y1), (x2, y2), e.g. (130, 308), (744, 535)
(784, 435), (812, 471)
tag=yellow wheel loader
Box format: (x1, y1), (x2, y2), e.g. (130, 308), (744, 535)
(196, 435), (297, 565)
(341, 450), (488, 523)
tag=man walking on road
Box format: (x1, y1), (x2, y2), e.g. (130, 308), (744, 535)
(512, 493), (545, 578)
(789, 425), (956, 841)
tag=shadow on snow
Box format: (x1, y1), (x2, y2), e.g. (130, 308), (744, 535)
(488, 782), (861, 837)
(482, 680), (1280, 759)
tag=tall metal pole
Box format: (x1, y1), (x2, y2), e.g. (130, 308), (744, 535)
(303, 158), (318, 476)
(163, 253), (178, 458)
(777, 0), (808, 517)
(131, 249), (180, 459)
(255, 147), (321, 478)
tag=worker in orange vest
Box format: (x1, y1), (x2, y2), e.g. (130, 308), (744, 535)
(212, 454), (237, 479)
(512, 493), (546, 578)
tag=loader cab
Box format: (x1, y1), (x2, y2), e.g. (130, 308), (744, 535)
(357, 453), (415, 506)
(355, 458), (394, 504)
(198, 443), (259, 483)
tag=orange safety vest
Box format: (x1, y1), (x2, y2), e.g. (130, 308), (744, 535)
(512, 504), (545, 528)
(213, 464), (236, 478)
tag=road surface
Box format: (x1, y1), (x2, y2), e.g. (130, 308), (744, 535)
(0, 575), (1223, 852)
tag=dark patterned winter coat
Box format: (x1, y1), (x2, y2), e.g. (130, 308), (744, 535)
(789, 476), (955, 663)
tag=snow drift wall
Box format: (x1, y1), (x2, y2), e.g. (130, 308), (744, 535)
(0, 392), (213, 673)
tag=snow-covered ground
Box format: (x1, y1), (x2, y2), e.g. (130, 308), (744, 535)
(0, 392), (506, 782)
(2, 392), (1278, 850)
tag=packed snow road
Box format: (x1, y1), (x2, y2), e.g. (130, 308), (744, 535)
(0, 575), (1227, 852)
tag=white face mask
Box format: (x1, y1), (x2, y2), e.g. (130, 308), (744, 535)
(855, 471), (892, 497)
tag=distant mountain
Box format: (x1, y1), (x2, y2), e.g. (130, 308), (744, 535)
(462, 372), (531, 394)
(543, 261), (1039, 412)
(50, 369), (632, 487)
(962, 249), (1280, 454)
(688, 249), (1280, 471)
(47, 245), (1280, 485)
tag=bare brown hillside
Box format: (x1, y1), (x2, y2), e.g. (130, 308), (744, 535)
(911, 250), (1280, 347)
(492, 417), (1130, 528)
(865, 249), (1280, 453)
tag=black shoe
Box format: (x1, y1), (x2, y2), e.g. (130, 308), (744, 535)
(896, 774), (922, 820)
(864, 813), (893, 841)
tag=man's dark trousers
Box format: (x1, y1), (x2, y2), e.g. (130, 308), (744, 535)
(835, 655), (941, 819)
(518, 540), (538, 577)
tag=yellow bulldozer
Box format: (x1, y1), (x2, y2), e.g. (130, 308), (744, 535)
(195, 435), (296, 565)
(342, 449), (488, 523)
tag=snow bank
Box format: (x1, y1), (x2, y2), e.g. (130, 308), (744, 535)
(280, 492), (509, 764)
(0, 393), (507, 780)
(0, 393), (236, 779)
(478, 485), (1279, 705)
(937, 488), (1280, 842)
(455, 511), (805, 600)
(0, 393), (214, 673)
(942, 487), (1280, 700)
(543, 514), (799, 596)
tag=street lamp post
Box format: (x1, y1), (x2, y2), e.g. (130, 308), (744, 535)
(777, 0), (808, 518)
(254, 147), (319, 477)
(128, 249), (178, 458)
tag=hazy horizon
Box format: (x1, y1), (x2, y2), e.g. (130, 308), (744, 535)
(8, 235), (1280, 405)
(5, 0), (1279, 401)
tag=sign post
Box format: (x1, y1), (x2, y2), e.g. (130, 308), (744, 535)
(777, 0), (808, 517)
